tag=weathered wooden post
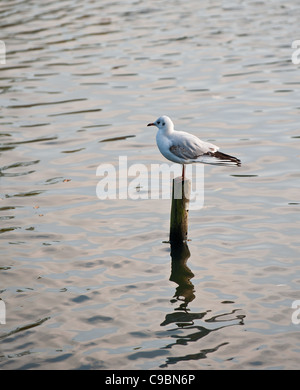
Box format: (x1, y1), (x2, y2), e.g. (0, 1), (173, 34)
(169, 176), (191, 244)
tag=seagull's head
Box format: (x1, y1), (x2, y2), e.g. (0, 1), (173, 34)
(147, 115), (174, 132)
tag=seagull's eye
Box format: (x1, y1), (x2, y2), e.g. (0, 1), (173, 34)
(162, 122), (165, 126)
(157, 121), (160, 125)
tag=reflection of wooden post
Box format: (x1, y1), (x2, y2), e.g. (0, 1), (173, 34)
(169, 177), (191, 244)
(160, 241), (195, 326)
(170, 242), (195, 305)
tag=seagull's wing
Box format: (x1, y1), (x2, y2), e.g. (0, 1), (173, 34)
(170, 144), (205, 159)
(169, 131), (218, 160)
(170, 131), (241, 166)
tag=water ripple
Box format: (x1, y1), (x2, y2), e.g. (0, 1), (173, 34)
(0, 0), (299, 370)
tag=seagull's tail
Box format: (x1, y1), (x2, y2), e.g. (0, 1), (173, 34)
(198, 151), (241, 166)
(213, 151), (241, 166)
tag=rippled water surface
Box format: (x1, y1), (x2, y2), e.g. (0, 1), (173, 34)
(1, 0), (300, 370)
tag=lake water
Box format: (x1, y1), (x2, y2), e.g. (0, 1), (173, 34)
(0, 0), (300, 370)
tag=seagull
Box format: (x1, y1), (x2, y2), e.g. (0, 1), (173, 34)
(147, 115), (241, 179)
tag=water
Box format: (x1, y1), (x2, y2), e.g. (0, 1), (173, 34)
(0, 0), (300, 370)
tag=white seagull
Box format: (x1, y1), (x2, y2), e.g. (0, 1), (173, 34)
(147, 115), (241, 179)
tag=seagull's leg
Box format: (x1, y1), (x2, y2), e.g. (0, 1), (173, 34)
(182, 164), (185, 180)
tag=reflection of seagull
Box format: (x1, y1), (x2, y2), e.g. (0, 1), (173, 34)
(147, 115), (241, 179)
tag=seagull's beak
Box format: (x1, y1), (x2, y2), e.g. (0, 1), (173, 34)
(147, 122), (156, 127)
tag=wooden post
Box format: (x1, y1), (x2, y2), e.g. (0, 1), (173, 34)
(169, 177), (191, 244)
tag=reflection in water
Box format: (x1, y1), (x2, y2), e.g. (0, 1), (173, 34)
(169, 242), (195, 312)
(160, 242), (245, 367)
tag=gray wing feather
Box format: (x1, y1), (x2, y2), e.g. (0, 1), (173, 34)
(169, 133), (218, 160)
(170, 145), (200, 159)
